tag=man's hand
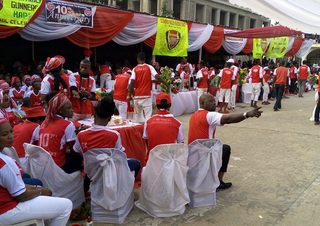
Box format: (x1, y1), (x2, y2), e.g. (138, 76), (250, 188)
(79, 90), (91, 98)
(72, 90), (80, 99)
(247, 107), (263, 118)
(41, 187), (52, 196)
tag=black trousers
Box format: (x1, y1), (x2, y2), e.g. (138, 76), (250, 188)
(289, 78), (297, 93)
(220, 144), (231, 172)
(273, 84), (285, 110)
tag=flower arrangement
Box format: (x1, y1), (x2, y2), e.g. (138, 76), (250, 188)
(238, 68), (248, 85)
(211, 76), (219, 87)
(308, 73), (318, 86)
(174, 78), (182, 87)
(95, 91), (102, 102)
(160, 66), (174, 93)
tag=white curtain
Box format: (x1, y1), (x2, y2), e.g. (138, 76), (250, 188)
(112, 13), (157, 46)
(18, 6), (96, 41)
(187, 24), (213, 52)
(295, 39), (314, 58)
(222, 29), (247, 54)
(285, 37), (295, 53)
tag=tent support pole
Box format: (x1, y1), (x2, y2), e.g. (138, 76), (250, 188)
(199, 47), (202, 61)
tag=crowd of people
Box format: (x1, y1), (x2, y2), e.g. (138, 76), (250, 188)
(0, 51), (316, 225)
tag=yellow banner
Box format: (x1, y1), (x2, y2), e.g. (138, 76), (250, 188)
(265, 37), (289, 58)
(0, 0), (42, 27)
(253, 38), (268, 59)
(153, 18), (188, 57)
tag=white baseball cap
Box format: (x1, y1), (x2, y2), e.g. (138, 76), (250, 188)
(226, 59), (235, 63)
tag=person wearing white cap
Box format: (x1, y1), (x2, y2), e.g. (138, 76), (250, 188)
(248, 59), (263, 108)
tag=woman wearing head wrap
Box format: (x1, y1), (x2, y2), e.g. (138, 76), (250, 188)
(40, 57), (69, 101)
(39, 92), (82, 174)
(24, 75), (43, 108)
(0, 89), (10, 120)
(21, 75), (32, 92)
(9, 77), (24, 105)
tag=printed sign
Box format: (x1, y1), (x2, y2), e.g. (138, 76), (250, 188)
(253, 38), (269, 59)
(265, 37), (289, 58)
(46, 0), (93, 27)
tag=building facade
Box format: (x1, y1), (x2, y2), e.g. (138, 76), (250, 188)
(115, 0), (270, 29)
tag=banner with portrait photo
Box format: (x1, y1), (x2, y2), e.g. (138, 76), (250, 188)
(46, 0), (93, 27)
(153, 17), (188, 57)
(265, 37), (289, 58)
(0, 0), (43, 27)
(252, 38), (268, 59)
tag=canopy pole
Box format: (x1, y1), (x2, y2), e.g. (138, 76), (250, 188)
(152, 49), (156, 62)
(32, 41), (35, 61)
(199, 47), (202, 61)
(232, 54), (236, 61)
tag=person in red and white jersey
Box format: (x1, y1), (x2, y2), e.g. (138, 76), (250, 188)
(217, 59), (235, 113)
(175, 57), (193, 76)
(69, 59), (96, 121)
(209, 67), (216, 79)
(196, 60), (211, 109)
(262, 61), (275, 105)
(24, 75), (43, 108)
(0, 117), (73, 226)
(122, 60), (132, 75)
(9, 77), (24, 106)
(289, 61), (298, 95)
(143, 92), (184, 162)
(180, 65), (190, 86)
(0, 82), (19, 126)
(21, 75), (32, 93)
(272, 60), (289, 111)
(39, 93), (82, 174)
(73, 98), (141, 194)
(129, 52), (171, 122)
(228, 61), (239, 111)
(99, 61), (114, 88)
(188, 93), (263, 190)
(248, 60), (263, 108)
(113, 67), (131, 120)
(297, 60), (311, 97)
(13, 107), (46, 165)
(40, 57), (69, 101)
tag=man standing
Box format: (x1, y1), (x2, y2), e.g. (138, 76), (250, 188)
(272, 60), (289, 111)
(143, 92), (184, 162)
(129, 52), (170, 122)
(297, 60), (310, 97)
(99, 61), (114, 89)
(262, 61), (274, 105)
(289, 62), (298, 95)
(248, 60), (263, 108)
(176, 57), (193, 76)
(196, 60), (211, 109)
(229, 60), (239, 111)
(188, 93), (262, 189)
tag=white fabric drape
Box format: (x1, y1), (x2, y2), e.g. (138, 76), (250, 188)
(18, 6), (96, 41)
(285, 37), (295, 54)
(222, 29), (247, 54)
(112, 13), (157, 46)
(296, 39), (314, 58)
(187, 24), (213, 52)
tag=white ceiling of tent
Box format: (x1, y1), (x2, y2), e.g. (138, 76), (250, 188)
(229, 0), (320, 34)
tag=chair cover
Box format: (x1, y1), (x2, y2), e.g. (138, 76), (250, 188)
(241, 83), (252, 103)
(83, 148), (134, 224)
(187, 139), (222, 208)
(2, 147), (26, 172)
(23, 143), (84, 209)
(135, 143), (190, 218)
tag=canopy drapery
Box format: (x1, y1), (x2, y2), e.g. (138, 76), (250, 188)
(295, 39), (314, 58)
(285, 38), (305, 57)
(241, 38), (253, 54)
(203, 26), (224, 54)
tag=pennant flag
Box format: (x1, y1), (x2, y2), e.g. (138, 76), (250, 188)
(253, 38), (268, 59)
(153, 17), (188, 57)
(0, 0), (43, 27)
(265, 37), (289, 58)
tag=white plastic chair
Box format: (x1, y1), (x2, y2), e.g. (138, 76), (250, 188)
(11, 219), (42, 226)
(187, 139), (222, 208)
(83, 148), (134, 224)
(241, 83), (252, 103)
(23, 143), (84, 209)
(135, 143), (190, 218)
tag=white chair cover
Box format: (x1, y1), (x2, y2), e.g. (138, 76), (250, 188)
(83, 148), (134, 224)
(187, 139), (222, 208)
(2, 147), (27, 172)
(135, 143), (190, 218)
(241, 83), (252, 103)
(23, 143), (84, 209)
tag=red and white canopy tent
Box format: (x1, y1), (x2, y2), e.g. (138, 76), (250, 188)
(0, 0), (311, 58)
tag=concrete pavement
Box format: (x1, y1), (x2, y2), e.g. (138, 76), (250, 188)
(69, 91), (320, 226)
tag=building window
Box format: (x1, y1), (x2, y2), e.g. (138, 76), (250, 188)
(211, 8), (216, 24)
(195, 4), (205, 23)
(220, 11), (227, 26)
(229, 13), (235, 28)
(262, 21), (269, 27)
(150, 0), (157, 15)
(173, 0), (181, 19)
(132, 0), (140, 11)
(250, 18), (257, 28)
(238, 15), (245, 29)
(117, 0), (128, 10)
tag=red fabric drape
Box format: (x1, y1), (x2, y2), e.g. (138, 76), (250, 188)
(242, 38), (253, 54)
(285, 38), (305, 57)
(144, 21), (193, 48)
(0, 0), (46, 39)
(67, 7), (133, 48)
(224, 25), (303, 39)
(203, 26), (224, 54)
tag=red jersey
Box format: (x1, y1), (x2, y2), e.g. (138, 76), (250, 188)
(263, 67), (271, 83)
(231, 66), (239, 85)
(69, 73), (96, 115)
(13, 121), (39, 158)
(24, 91), (43, 108)
(100, 65), (111, 75)
(39, 117), (76, 167)
(9, 88), (25, 100)
(113, 74), (131, 102)
(290, 66), (297, 79)
(218, 68), (234, 89)
(298, 65), (310, 80)
(196, 68), (210, 88)
(131, 64), (157, 98)
(274, 67), (289, 85)
(250, 65), (263, 83)
(40, 75), (68, 95)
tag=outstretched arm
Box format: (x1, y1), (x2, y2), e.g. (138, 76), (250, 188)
(221, 107), (263, 124)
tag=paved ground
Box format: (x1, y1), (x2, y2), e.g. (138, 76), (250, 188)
(68, 91), (320, 226)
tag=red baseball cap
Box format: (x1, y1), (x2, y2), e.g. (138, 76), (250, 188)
(22, 106), (46, 120)
(156, 92), (171, 105)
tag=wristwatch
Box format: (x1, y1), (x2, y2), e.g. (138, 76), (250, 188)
(243, 112), (249, 119)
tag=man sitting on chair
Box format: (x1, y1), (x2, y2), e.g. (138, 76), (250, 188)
(188, 93), (263, 189)
(143, 92), (184, 163)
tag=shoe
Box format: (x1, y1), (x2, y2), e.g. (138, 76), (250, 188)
(218, 110), (223, 113)
(262, 102), (268, 105)
(266, 101), (271, 104)
(223, 111), (230, 113)
(274, 109), (279, 111)
(217, 181), (232, 190)
(232, 107), (235, 111)
(315, 122), (320, 125)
